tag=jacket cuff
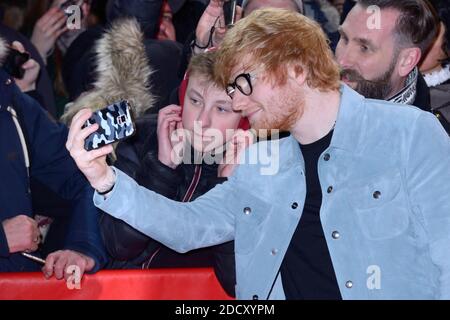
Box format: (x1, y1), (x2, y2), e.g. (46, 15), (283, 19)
(0, 222), (11, 257)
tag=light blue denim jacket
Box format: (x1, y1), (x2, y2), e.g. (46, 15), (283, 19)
(94, 85), (450, 299)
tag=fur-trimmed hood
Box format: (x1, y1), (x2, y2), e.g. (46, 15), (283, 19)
(61, 18), (155, 125)
(0, 36), (9, 66)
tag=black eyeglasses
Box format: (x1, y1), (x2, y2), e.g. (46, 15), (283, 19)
(226, 73), (257, 99)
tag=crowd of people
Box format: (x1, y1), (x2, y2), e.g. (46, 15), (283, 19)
(0, 0), (449, 299)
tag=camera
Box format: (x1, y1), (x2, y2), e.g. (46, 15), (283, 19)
(2, 48), (30, 79)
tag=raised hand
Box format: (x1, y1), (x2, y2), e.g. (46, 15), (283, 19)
(218, 129), (255, 177)
(66, 109), (115, 193)
(194, 0), (243, 51)
(30, 6), (68, 63)
(157, 105), (186, 169)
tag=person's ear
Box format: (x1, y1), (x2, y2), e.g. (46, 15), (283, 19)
(287, 63), (307, 87)
(397, 47), (421, 77)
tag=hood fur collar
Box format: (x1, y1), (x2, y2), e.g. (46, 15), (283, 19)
(62, 18), (155, 124)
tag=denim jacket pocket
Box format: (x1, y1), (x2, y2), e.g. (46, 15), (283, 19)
(233, 191), (273, 254)
(347, 169), (410, 240)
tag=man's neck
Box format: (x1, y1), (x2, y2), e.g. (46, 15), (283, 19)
(290, 88), (341, 145)
(386, 68), (419, 105)
(386, 77), (407, 100)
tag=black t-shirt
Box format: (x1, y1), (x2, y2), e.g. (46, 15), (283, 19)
(280, 130), (342, 300)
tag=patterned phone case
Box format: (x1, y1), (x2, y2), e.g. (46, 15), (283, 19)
(83, 100), (135, 151)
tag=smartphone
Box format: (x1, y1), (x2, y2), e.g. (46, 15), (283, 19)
(2, 48), (30, 79)
(223, 0), (237, 27)
(83, 100), (136, 151)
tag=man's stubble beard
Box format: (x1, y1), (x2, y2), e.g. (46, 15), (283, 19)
(340, 51), (399, 100)
(254, 87), (304, 136)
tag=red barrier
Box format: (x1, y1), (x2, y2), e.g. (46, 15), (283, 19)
(0, 268), (234, 300)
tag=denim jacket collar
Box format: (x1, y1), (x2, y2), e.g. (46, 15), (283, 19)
(329, 84), (366, 152)
(280, 84), (366, 171)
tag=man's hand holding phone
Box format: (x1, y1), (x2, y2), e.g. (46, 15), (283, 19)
(82, 100), (135, 151)
(66, 108), (115, 193)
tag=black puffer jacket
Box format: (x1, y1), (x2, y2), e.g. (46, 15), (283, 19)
(100, 113), (236, 297)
